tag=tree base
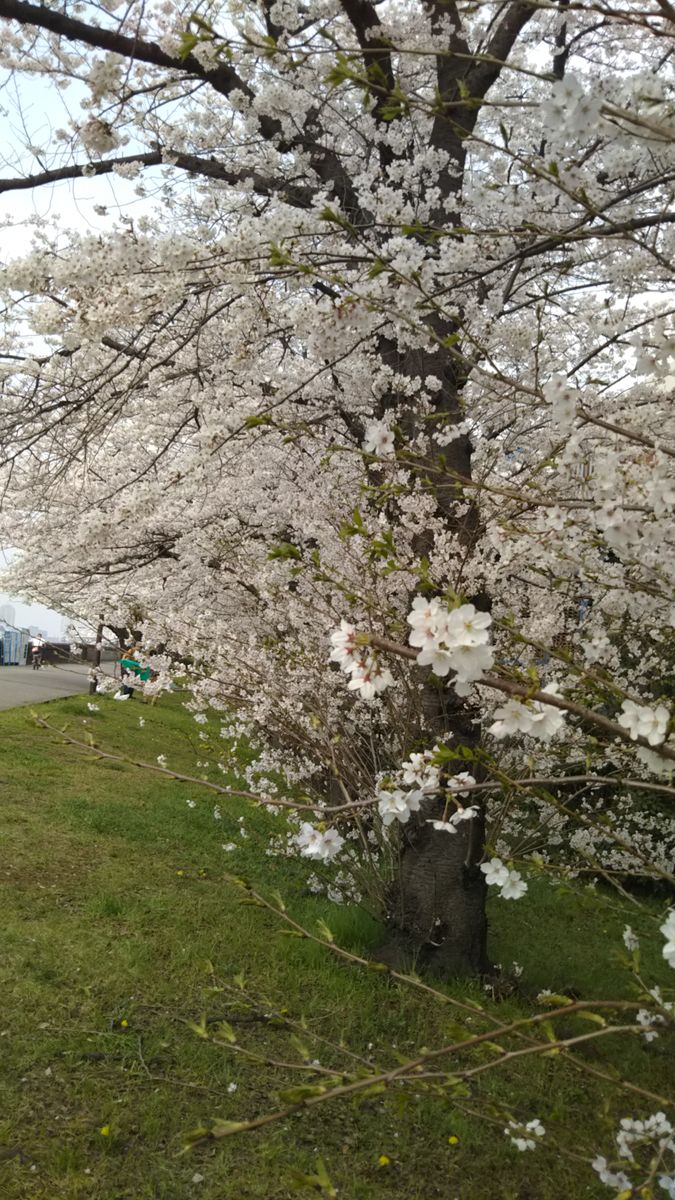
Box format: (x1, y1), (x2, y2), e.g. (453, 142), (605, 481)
(373, 926), (492, 979)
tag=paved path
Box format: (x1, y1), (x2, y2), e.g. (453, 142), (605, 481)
(0, 663), (93, 710)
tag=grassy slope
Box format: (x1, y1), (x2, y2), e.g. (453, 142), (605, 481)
(0, 692), (672, 1200)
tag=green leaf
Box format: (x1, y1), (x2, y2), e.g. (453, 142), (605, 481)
(267, 543), (302, 562)
(188, 1015), (209, 1040)
(189, 13), (217, 34)
(279, 1083), (328, 1105)
(175, 31), (200, 59)
(367, 258), (387, 279)
(244, 413), (274, 428)
(354, 1081), (387, 1103)
(215, 1020), (237, 1044)
(319, 206), (355, 233)
(575, 1010), (607, 1026)
(540, 1020), (557, 1044)
(339, 506), (367, 539)
(314, 1157), (337, 1195)
(288, 1158), (338, 1198)
(211, 1119), (249, 1138)
(445, 1021), (470, 1042)
(290, 1034), (311, 1060)
(269, 242), (292, 267)
(325, 52), (360, 90)
(182, 1123), (210, 1149)
(481, 1041), (505, 1055)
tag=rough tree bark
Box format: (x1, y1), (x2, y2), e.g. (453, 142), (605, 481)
(376, 690), (491, 977)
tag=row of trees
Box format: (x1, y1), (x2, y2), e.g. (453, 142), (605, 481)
(0, 0), (673, 1183)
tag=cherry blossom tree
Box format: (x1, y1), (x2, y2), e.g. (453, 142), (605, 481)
(0, 0), (673, 979)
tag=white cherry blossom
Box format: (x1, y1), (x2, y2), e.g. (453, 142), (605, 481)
(480, 858), (510, 888)
(362, 421), (395, 457)
(294, 823), (345, 862)
(504, 1119), (545, 1152)
(618, 700), (670, 747)
(661, 910), (675, 969)
(377, 788), (422, 826)
(500, 871), (528, 901)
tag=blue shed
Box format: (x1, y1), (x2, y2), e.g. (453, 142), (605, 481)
(1, 628), (29, 665)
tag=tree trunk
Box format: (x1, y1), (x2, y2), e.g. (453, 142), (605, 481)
(88, 618), (104, 694)
(375, 689), (490, 978)
(372, 317), (489, 975)
(376, 815), (490, 978)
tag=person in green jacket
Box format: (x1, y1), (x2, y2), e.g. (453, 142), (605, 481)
(115, 647), (152, 700)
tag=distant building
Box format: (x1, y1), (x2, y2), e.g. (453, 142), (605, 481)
(0, 603), (16, 626)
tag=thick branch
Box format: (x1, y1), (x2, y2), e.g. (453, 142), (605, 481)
(0, 1), (246, 96)
(0, 149), (314, 208)
(339, 0), (395, 112)
(467, 2), (536, 105)
(368, 634), (675, 762)
(425, 1), (535, 215)
(0, 0), (281, 142)
(0, 3), (366, 222)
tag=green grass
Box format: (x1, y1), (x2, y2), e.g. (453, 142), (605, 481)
(0, 692), (672, 1199)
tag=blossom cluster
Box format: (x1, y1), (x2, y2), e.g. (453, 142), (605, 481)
(329, 621), (394, 700)
(592, 1112), (675, 1198)
(377, 787), (422, 826)
(427, 807), (479, 834)
(492, 789), (675, 883)
(539, 76), (603, 142)
(504, 1119), (545, 1152)
(362, 420), (395, 457)
(618, 700), (670, 747)
(488, 684), (566, 742)
(407, 598), (494, 694)
(292, 822), (345, 863)
(480, 857), (528, 900)
(330, 604), (497, 707)
(374, 743), (481, 835)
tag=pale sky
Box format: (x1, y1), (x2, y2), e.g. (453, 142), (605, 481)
(0, 594), (70, 637)
(0, 548), (75, 635)
(0, 69), (156, 637)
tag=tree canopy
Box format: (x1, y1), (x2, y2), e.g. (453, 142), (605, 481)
(0, 0), (673, 1009)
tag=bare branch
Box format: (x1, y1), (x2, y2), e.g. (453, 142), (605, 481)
(0, 149), (314, 207)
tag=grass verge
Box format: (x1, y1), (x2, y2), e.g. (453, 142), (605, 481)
(1, 691), (672, 1199)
